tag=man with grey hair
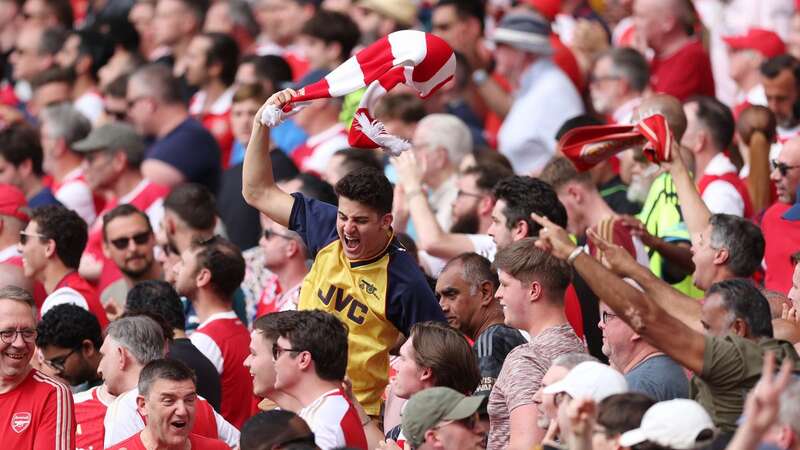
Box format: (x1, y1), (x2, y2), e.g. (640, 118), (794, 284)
(489, 10), (583, 175)
(127, 64), (222, 192)
(101, 315), (239, 448)
(9, 26), (63, 103)
(590, 47), (649, 125)
(761, 379), (800, 450)
(39, 103), (97, 224)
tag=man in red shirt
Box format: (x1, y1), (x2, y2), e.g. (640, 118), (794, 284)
(17, 204), (109, 328)
(763, 137), (800, 292)
(174, 235), (255, 428)
(108, 359), (229, 450)
(633, 0), (714, 100)
(0, 285), (75, 450)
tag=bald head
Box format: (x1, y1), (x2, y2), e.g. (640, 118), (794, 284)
(634, 94), (688, 141)
(0, 264), (34, 295)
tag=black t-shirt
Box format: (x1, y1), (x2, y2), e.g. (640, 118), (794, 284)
(168, 338), (222, 412)
(145, 118), (221, 193)
(473, 323), (527, 396)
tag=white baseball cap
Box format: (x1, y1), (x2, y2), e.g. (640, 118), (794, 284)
(542, 361), (628, 402)
(619, 399), (716, 449)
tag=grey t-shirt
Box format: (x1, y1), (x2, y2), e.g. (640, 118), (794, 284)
(625, 354), (689, 401)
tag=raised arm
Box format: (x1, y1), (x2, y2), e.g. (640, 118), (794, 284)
(531, 213), (706, 374)
(241, 89), (298, 227)
(666, 143), (711, 243)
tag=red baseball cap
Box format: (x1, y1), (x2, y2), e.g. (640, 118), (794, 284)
(0, 184), (29, 222)
(723, 28), (786, 59)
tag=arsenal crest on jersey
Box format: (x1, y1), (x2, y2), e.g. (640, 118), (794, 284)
(11, 411), (31, 433)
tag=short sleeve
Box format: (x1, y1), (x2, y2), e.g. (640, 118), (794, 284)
(287, 192), (339, 257)
(700, 335), (749, 389)
(501, 349), (546, 412)
(467, 234), (497, 261)
(702, 181), (745, 216)
(384, 251), (445, 336)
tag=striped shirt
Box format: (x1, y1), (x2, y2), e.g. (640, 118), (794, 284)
(299, 389), (368, 450)
(473, 324), (527, 396)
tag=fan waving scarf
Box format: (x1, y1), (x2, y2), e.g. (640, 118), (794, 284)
(260, 30), (456, 155)
(559, 114), (674, 172)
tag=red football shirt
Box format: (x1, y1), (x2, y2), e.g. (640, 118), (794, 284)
(74, 385), (110, 450)
(762, 202), (800, 292)
(42, 271), (109, 329)
(650, 39), (715, 101)
(0, 368), (75, 450)
(108, 432), (230, 449)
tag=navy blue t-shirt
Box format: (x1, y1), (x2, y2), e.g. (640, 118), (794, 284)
(145, 118), (221, 192)
(28, 187), (62, 208)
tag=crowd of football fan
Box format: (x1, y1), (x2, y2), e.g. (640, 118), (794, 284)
(4, 0), (800, 449)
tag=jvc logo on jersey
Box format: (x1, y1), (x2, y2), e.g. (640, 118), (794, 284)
(317, 285), (368, 324)
(11, 411), (31, 433)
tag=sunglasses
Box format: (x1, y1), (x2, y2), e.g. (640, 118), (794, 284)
(771, 159), (800, 177)
(109, 231), (151, 250)
(19, 231), (48, 245)
(263, 229), (295, 240)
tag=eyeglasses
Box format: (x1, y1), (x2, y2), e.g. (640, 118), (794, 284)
(19, 231), (49, 245)
(456, 190), (483, 199)
(272, 342), (304, 360)
(601, 311), (618, 324)
(109, 231), (152, 250)
(105, 108), (128, 121)
(771, 159), (800, 177)
(263, 229), (295, 241)
(44, 348), (78, 373)
(0, 328), (37, 344)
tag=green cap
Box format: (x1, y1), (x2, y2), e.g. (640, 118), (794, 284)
(401, 387), (485, 448)
(72, 123), (145, 163)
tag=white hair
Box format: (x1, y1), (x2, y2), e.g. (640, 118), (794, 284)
(416, 114), (473, 165)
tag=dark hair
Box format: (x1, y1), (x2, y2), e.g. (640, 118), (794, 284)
(239, 54), (293, 94)
(760, 54), (800, 80)
(0, 123), (44, 176)
(605, 47), (650, 92)
(708, 214), (765, 277)
(461, 163), (513, 193)
(276, 310), (349, 381)
(492, 176), (567, 235)
(138, 358), (197, 397)
(125, 280), (186, 331)
(172, 0), (209, 26)
(40, 26), (70, 55)
(102, 204), (152, 242)
(494, 237), (572, 299)
(240, 410), (316, 450)
(688, 96), (735, 152)
(332, 148), (383, 174)
(443, 252), (499, 291)
(468, 149), (514, 172)
(555, 115), (606, 141)
(597, 393), (656, 436)
(201, 32), (240, 86)
(71, 29), (115, 79)
(163, 183), (217, 230)
(233, 83), (268, 104)
(300, 10), (360, 62)
(40, 0), (73, 28)
(30, 66), (75, 90)
(540, 156), (593, 190)
(409, 321), (480, 394)
(130, 63), (186, 105)
(36, 303), (103, 350)
(334, 167), (393, 215)
(434, 0), (486, 32)
(295, 173), (338, 206)
(707, 279), (774, 339)
(373, 93), (426, 123)
(30, 205), (87, 269)
(190, 235), (246, 300)
(103, 73), (129, 98)
(96, 17), (141, 54)
(252, 310), (288, 342)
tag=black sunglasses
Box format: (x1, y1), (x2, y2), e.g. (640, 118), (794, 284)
(19, 231), (48, 245)
(110, 231), (151, 250)
(263, 229), (295, 240)
(771, 159), (800, 177)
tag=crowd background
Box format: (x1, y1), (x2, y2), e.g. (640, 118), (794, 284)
(3, 0), (800, 449)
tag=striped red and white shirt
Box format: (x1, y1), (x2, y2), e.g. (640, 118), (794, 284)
(74, 385), (112, 450)
(299, 388), (368, 450)
(0, 368), (75, 450)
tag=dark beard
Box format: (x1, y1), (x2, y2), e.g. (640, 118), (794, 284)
(450, 211), (480, 234)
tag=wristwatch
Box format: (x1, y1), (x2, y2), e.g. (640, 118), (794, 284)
(472, 69), (489, 86)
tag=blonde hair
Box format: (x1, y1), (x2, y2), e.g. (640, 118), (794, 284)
(737, 106), (777, 213)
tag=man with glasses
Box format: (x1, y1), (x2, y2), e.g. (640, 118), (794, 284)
(254, 219), (308, 317)
(18, 204), (109, 329)
(590, 47), (649, 125)
(272, 310), (367, 450)
(0, 285), (75, 450)
(763, 137), (800, 292)
(98, 204), (162, 312)
(401, 386), (486, 450)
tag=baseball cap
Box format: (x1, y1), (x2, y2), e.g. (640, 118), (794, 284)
(357, 0), (417, 27)
(619, 399), (716, 449)
(401, 387), (485, 448)
(723, 28), (786, 59)
(542, 361), (628, 402)
(782, 186), (800, 221)
(72, 123), (145, 163)
(0, 184), (29, 222)
(491, 10), (553, 56)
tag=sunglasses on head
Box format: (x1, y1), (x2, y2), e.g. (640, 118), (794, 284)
(110, 231), (151, 250)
